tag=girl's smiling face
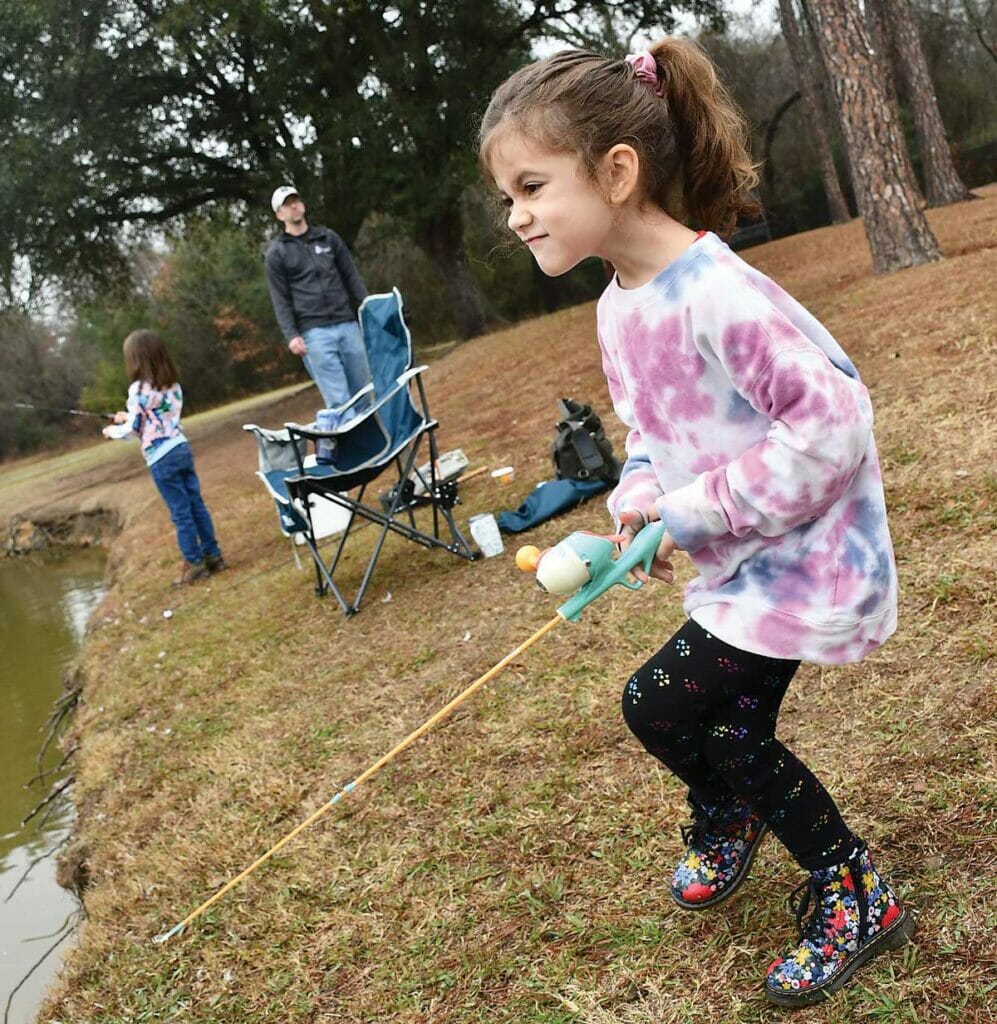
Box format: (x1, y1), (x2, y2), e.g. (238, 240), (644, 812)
(488, 130), (618, 277)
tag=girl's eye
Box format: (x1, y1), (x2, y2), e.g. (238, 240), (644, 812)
(524, 181), (542, 195)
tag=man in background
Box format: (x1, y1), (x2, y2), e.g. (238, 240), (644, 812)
(264, 186), (372, 413)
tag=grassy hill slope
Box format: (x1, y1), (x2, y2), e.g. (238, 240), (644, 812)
(5, 191), (994, 1023)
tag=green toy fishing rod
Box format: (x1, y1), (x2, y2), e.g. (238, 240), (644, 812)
(154, 522), (668, 944)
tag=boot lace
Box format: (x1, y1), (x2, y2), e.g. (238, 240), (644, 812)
(679, 803), (716, 848)
(788, 876), (826, 943)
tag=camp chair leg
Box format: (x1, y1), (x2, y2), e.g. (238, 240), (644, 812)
(297, 491), (325, 597)
(288, 436), (479, 615)
(348, 438), (431, 613)
(427, 437), (443, 542)
(392, 454), (418, 529)
(327, 485), (366, 581)
(297, 531), (351, 613)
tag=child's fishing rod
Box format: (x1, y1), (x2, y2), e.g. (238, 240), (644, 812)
(6, 401), (115, 421)
(154, 522), (667, 944)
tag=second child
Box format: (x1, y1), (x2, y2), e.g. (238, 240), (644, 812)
(103, 330), (226, 587)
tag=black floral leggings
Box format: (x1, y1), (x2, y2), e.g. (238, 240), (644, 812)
(622, 618), (860, 870)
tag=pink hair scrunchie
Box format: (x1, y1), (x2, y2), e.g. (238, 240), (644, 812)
(625, 52), (663, 97)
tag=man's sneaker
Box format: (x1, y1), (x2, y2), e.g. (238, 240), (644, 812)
(669, 797), (768, 910)
(765, 845), (915, 1006)
(172, 561), (209, 587)
(205, 554), (228, 574)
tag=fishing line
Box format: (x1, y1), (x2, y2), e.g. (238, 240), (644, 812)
(3, 401), (114, 420)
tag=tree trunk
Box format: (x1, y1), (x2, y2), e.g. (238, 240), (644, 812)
(807, 0), (941, 274)
(863, 0), (903, 122)
(415, 207), (488, 341)
(862, 0), (926, 204)
(778, 0), (851, 224)
(882, 0), (975, 205)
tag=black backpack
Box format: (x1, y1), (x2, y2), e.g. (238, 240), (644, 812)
(551, 397), (620, 484)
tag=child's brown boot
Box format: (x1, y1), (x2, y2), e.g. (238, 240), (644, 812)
(173, 561), (209, 587)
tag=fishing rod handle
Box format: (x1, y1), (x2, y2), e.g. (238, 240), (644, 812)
(557, 520), (667, 622)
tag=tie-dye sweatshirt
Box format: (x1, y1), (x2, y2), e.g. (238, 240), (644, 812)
(598, 232), (897, 665)
(104, 380), (187, 467)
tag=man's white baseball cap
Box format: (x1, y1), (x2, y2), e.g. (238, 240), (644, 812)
(270, 185), (300, 213)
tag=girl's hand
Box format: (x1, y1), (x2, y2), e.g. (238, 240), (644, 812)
(101, 425), (114, 438)
(112, 411), (128, 424)
(642, 504), (677, 583)
(612, 508), (646, 555)
(610, 509), (675, 584)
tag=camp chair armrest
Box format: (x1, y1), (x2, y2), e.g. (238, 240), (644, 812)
(282, 382), (378, 441)
(358, 366), (430, 420)
(284, 420), (350, 440)
(397, 365), (429, 386)
(328, 383), (375, 417)
(243, 422), (289, 440)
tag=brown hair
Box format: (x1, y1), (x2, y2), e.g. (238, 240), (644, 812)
(479, 39), (760, 237)
(122, 329), (179, 390)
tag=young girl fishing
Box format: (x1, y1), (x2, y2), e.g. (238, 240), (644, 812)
(103, 329), (226, 587)
(480, 40), (913, 1006)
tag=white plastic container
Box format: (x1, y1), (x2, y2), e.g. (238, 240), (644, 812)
(291, 497), (352, 542)
(468, 513), (504, 557)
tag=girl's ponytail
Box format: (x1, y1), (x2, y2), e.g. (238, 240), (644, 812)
(648, 38), (759, 236)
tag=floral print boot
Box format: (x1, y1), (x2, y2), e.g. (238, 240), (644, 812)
(765, 846), (915, 1005)
(669, 797), (768, 910)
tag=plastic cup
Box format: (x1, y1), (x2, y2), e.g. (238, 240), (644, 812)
(491, 466), (515, 484)
(468, 513), (505, 557)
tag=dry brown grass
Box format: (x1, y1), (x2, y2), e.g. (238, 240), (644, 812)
(4, 190), (994, 1023)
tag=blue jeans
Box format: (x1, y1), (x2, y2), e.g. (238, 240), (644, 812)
(302, 321), (373, 412)
(149, 443), (221, 565)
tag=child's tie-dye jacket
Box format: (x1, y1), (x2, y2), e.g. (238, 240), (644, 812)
(598, 232), (897, 665)
(104, 380), (187, 467)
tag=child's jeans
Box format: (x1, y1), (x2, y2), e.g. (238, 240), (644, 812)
(149, 443), (221, 565)
(302, 321), (373, 411)
(622, 618), (861, 870)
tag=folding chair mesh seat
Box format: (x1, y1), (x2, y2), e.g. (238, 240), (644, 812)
(244, 288), (477, 615)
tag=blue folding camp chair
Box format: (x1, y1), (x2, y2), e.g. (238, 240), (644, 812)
(244, 288), (478, 615)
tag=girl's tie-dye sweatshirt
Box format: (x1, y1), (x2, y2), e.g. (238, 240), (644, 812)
(598, 232), (897, 665)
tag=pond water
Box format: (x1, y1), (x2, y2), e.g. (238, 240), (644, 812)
(0, 549), (106, 1024)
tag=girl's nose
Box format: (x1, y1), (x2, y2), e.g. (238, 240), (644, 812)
(507, 201), (531, 233)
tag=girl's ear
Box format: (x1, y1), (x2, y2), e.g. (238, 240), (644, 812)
(602, 144), (640, 205)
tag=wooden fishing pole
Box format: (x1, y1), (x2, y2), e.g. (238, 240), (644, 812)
(154, 614), (563, 943)
(154, 522), (667, 944)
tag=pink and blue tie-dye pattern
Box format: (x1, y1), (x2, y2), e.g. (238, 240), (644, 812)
(599, 233), (897, 664)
